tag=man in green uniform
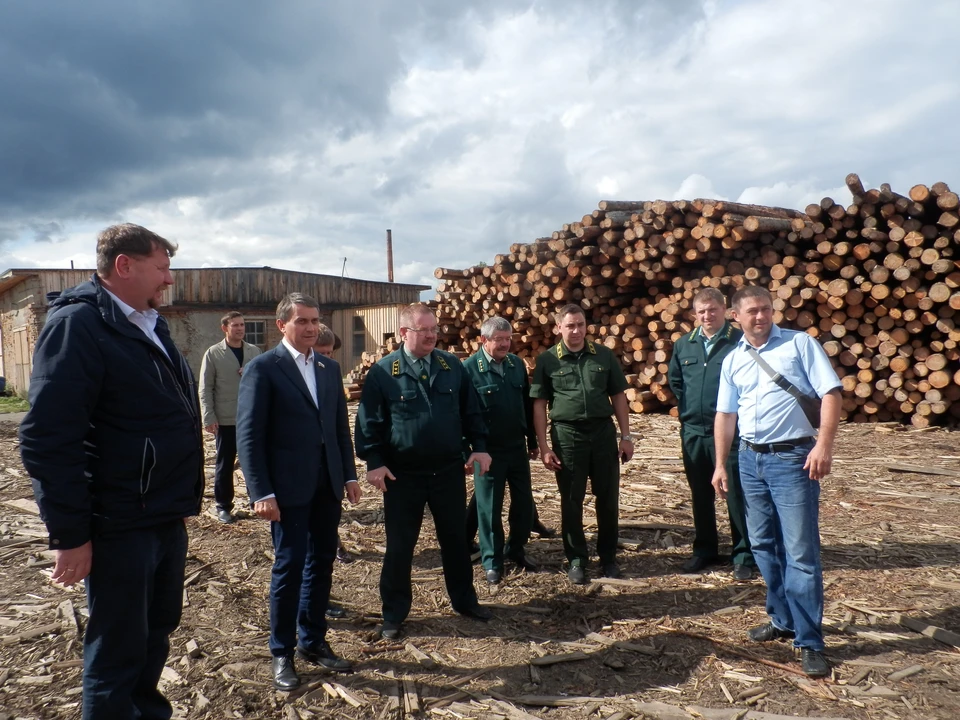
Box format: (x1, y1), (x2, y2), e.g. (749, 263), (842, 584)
(462, 316), (539, 584)
(355, 303), (493, 640)
(667, 288), (754, 580)
(531, 304), (634, 585)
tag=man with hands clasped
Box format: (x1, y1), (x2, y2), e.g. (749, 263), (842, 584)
(712, 286), (841, 678)
(355, 303), (494, 641)
(530, 304), (635, 585)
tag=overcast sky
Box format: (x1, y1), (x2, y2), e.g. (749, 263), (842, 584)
(1, 0), (957, 290)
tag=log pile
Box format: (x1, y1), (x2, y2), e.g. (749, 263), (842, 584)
(343, 342), (400, 400)
(431, 174), (960, 427)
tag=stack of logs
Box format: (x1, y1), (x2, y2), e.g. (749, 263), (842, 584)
(344, 344), (399, 400)
(431, 174), (960, 427)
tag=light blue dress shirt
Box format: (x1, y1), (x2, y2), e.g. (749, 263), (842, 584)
(702, 329), (722, 357)
(717, 325), (841, 444)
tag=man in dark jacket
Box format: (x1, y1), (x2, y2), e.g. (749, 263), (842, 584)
(20, 224), (204, 720)
(237, 295), (360, 690)
(667, 288), (754, 579)
(355, 303), (493, 641)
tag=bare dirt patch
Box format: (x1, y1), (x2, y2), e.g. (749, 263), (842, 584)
(2, 412), (960, 719)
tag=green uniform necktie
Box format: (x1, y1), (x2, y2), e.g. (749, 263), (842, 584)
(417, 358), (430, 392)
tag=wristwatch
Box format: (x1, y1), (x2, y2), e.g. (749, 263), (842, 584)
(620, 434), (634, 442)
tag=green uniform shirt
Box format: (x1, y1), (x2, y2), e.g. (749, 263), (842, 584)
(667, 321), (742, 437)
(354, 344), (488, 472)
(462, 350), (536, 452)
(529, 340), (629, 423)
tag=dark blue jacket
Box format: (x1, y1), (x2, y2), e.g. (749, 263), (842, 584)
(236, 344), (357, 507)
(19, 277), (204, 550)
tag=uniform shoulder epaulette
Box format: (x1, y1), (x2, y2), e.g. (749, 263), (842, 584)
(434, 349), (453, 371)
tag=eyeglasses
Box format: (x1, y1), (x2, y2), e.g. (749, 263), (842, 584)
(403, 326), (438, 335)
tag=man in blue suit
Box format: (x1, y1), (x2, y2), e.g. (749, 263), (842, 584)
(237, 293), (361, 690)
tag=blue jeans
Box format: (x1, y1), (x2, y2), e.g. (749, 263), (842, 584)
(738, 440), (824, 651)
(83, 521), (188, 720)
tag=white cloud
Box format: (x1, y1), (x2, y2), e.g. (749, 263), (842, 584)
(1, 0), (958, 294)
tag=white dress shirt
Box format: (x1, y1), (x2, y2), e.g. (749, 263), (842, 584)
(281, 338), (318, 406)
(103, 287), (170, 360)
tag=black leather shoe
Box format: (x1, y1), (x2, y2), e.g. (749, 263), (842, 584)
(567, 562), (587, 585)
(801, 648), (830, 677)
(271, 655), (300, 690)
(379, 621), (403, 641)
(508, 554), (539, 573)
(747, 622), (795, 642)
(733, 564), (754, 581)
(532, 520), (556, 538)
(681, 555), (719, 573)
(217, 509), (235, 524)
(296, 641), (352, 672)
(458, 604), (493, 621)
(601, 562), (621, 579)
(336, 544), (354, 564)
(325, 602), (347, 619)
(485, 568), (501, 584)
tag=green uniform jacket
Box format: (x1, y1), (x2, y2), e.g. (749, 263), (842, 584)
(667, 321), (742, 437)
(462, 351), (536, 452)
(529, 340), (629, 421)
(355, 344), (488, 473)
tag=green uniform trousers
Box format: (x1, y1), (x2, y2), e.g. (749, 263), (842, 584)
(680, 432), (753, 566)
(474, 444), (533, 572)
(380, 465), (479, 623)
(552, 419), (619, 565)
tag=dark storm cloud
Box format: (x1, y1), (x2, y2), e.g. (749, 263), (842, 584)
(0, 0), (538, 223)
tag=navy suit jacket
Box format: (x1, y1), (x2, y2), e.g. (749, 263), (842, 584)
(237, 343), (357, 508)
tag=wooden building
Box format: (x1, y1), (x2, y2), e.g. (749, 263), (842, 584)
(0, 267), (428, 395)
(329, 304), (411, 369)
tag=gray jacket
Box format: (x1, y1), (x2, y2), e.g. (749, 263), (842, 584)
(199, 340), (262, 426)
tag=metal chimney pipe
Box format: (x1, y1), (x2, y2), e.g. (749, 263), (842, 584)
(386, 229), (394, 282)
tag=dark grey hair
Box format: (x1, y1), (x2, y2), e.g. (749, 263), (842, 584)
(276, 292), (320, 322)
(480, 316), (511, 338)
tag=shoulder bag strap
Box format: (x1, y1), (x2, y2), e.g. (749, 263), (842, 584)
(745, 345), (809, 402)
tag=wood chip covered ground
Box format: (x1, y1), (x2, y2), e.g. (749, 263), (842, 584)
(2, 413), (960, 719)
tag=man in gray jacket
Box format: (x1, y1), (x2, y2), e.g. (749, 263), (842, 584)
(199, 312), (262, 523)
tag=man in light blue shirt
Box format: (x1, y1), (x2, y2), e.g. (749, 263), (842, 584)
(712, 286), (841, 678)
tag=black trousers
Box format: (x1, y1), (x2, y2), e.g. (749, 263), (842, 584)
(381, 465), (478, 624)
(82, 520), (187, 720)
(681, 432), (753, 566)
(214, 425), (237, 512)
